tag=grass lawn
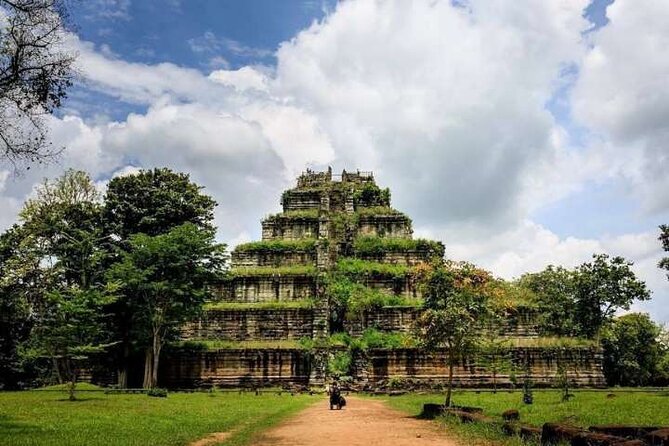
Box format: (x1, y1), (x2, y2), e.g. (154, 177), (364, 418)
(378, 390), (669, 446)
(0, 385), (318, 446)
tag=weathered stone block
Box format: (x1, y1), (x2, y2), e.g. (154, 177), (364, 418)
(541, 423), (587, 445)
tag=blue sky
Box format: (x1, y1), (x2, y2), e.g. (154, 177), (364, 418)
(1, 0), (667, 322)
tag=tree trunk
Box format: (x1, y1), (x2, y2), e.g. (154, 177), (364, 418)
(151, 330), (162, 389)
(117, 339), (129, 388)
(52, 357), (63, 384)
(68, 371), (77, 401)
(493, 368), (497, 394)
(142, 348), (153, 389)
(445, 354), (454, 407)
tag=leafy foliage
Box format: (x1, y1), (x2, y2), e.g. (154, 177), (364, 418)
(352, 182), (391, 207)
(335, 258), (412, 279)
(107, 223), (227, 388)
(231, 265), (318, 277)
(102, 168), (219, 387)
(519, 265), (578, 336)
(659, 224), (669, 280)
(355, 206), (405, 217)
(414, 263), (491, 406)
(234, 239), (317, 253)
(353, 236), (444, 258)
(325, 274), (420, 330)
(520, 255), (651, 338)
(103, 168), (217, 239)
(327, 350), (352, 377)
(26, 286), (117, 400)
(573, 254), (650, 338)
(265, 210), (319, 220)
(601, 313), (669, 386)
(4, 170), (117, 397)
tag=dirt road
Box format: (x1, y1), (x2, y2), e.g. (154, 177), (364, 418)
(247, 396), (460, 446)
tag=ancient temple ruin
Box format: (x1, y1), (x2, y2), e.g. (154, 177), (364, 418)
(160, 169), (605, 389)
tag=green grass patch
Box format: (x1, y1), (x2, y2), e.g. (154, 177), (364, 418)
(0, 390), (317, 446)
(353, 236), (444, 257)
(234, 239), (317, 253)
(265, 209), (319, 220)
(335, 258), (412, 279)
(204, 299), (315, 311)
(355, 206), (406, 217)
(506, 337), (599, 349)
(231, 265), (318, 277)
(381, 389), (669, 427)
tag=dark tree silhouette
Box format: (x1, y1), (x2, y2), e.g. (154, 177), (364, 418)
(0, 0), (75, 165)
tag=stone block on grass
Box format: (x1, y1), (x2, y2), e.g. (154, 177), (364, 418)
(502, 409), (520, 421)
(645, 429), (669, 446)
(541, 423), (587, 445)
(571, 432), (629, 446)
(590, 425), (666, 439)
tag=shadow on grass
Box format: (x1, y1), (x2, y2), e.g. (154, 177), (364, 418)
(0, 414), (41, 434)
(54, 396), (104, 402)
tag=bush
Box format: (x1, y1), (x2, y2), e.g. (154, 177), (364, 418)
(328, 351), (352, 377)
(353, 328), (417, 350)
(352, 183), (391, 207)
(353, 236), (444, 257)
(234, 240), (317, 253)
(147, 388), (168, 398)
(335, 258), (410, 280)
(231, 265), (318, 277)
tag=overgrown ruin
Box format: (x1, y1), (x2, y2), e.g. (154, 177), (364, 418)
(160, 169), (605, 389)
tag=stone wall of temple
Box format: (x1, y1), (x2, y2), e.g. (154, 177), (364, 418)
(160, 349), (313, 388)
(357, 215), (413, 239)
(358, 347), (606, 388)
(181, 308), (314, 341)
(231, 250), (317, 268)
(355, 250), (435, 266)
(211, 276), (317, 302)
(261, 218), (319, 240)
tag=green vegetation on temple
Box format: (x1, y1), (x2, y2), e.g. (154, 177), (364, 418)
(230, 265), (318, 277)
(204, 299), (316, 311)
(335, 258), (414, 279)
(234, 239), (317, 253)
(353, 236), (444, 257)
(264, 209), (319, 220)
(326, 276), (422, 321)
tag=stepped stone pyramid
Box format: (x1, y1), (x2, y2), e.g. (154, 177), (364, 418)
(161, 169), (605, 389)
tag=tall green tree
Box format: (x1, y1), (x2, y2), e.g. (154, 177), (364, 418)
(108, 223), (226, 389)
(414, 262), (489, 407)
(601, 313), (666, 386)
(26, 285), (116, 400)
(103, 168), (217, 387)
(573, 254), (650, 338)
(104, 168), (216, 239)
(519, 266), (578, 336)
(0, 225), (33, 389)
(11, 170), (117, 394)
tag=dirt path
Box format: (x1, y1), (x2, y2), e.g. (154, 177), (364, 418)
(247, 396), (460, 446)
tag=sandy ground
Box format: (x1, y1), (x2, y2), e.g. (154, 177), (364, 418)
(246, 396), (460, 446)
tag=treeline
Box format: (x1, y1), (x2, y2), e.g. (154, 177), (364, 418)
(0, 168), (227, 394)
(518, 258), (669, 386)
